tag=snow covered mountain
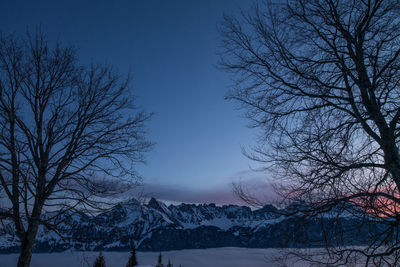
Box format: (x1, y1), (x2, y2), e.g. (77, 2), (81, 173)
(0, 198), (379, 253)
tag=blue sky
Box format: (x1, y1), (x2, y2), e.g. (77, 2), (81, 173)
(0, 0), (273, 204)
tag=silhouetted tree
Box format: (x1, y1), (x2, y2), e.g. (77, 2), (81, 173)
(220, 0), (400, 265)
(167, 259), (172, 267)
(0, 30), (153, 267)
(126, 246), (138, 267)
(93, 252), (106, 267)
(156, 252), (163, 267)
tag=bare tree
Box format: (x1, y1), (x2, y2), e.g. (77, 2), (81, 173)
(220, 0), (400, 265)
(0, 30), (153, 267)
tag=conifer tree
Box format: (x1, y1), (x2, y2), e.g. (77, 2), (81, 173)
(167, 259), (172, 267)
(158, 253), (162, 264)
(93, 252), (106, 267)
(126, 246), (138, 267)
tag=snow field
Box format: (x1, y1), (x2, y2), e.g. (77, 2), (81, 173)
(0, 247), (309, 267)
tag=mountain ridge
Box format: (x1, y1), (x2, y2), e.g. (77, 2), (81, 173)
(0, 197), (378, 253)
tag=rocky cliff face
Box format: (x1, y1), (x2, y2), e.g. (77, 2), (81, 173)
(0, 198), (378, 253)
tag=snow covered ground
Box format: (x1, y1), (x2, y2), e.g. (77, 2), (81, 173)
(0, 247), (369, 267)
(0, 247), (307, 267)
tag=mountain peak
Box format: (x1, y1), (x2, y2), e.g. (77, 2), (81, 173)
(148, 197), (164, 209)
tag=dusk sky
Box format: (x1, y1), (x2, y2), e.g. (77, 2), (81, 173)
(0, 0), (273, 205)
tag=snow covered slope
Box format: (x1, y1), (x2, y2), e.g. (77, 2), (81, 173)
(0, 198), (376, 252)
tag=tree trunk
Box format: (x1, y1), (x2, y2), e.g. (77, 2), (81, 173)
(17, 222), (40, 267)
